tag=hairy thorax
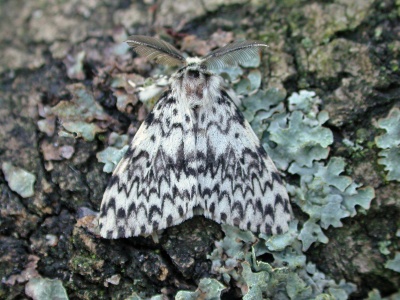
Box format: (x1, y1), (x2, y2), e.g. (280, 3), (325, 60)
(171, 62), (222, 108)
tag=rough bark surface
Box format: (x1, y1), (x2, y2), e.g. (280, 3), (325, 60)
(0, 0), (399, 299)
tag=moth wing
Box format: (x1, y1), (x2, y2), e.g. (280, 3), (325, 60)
(196, 91), (291, 235)
(99, 91), (197, 238)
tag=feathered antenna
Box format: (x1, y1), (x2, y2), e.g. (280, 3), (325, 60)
(201, 40), (268, 70)
(126, 35), (185, 66)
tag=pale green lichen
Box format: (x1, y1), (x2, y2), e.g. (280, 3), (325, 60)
(375, 107), (400, 182)
(175, 278), (225, 300)
(125, 278), (225, 300)
(125, 294), (164, 300)
(288, 157), (374, 250)
(288, 90), (321, 118)
(2, 162), (36, 198)
(217, 65), (244, 81)
(52, 84), (109, 122)
(125, 293), (142, 300)
(262, 220), (298, 252)
(241, 88), (286, 124)
(61, 121), (104, 142)
(267, 110), (332, 169)
(342, 138), (363, 152)
(241, 261), (288, 299)
(248, 89), (374, 251)
(377, 148), (400, 181)
(108, 132), (129, 148)
(234, 69), (262, 95)
(25, 278), (68, 300)
(207, 225), (356, 299)
(52, 83), (111, 141)
(366, 289), (400, 300)
(296, 219), (330, 252)
(96, 145), (129, 173)
(378, 241), (392, 255)
(258, 91), (333, 171)
(385, 252), (400, 273)
(208, 224), (290, 297)
(97, 133), (129, 172)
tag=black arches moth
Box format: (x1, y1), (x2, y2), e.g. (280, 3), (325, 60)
(99, 36), (292, 239)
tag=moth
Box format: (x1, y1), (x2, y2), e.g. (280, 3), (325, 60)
(99, 35), (292, 239)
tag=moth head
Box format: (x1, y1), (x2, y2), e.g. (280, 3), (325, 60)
(125, 35), (268, 75)
(174, 60), (212, 102)
(174, 57), (210, 82)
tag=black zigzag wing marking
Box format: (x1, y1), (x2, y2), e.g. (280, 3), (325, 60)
(196, 90), (291, 235)
(99, 91), (198, 239)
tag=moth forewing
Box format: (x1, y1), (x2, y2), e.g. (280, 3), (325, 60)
(99, 36), (291, 239)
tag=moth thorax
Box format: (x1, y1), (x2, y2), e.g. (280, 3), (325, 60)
(172, 65), (221, 108)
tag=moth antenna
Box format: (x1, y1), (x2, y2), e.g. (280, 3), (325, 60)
(201, 40), (268, 71)
(126, 35), (185, 66)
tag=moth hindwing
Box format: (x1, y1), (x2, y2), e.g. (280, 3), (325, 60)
(99, 36), (291, 239)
